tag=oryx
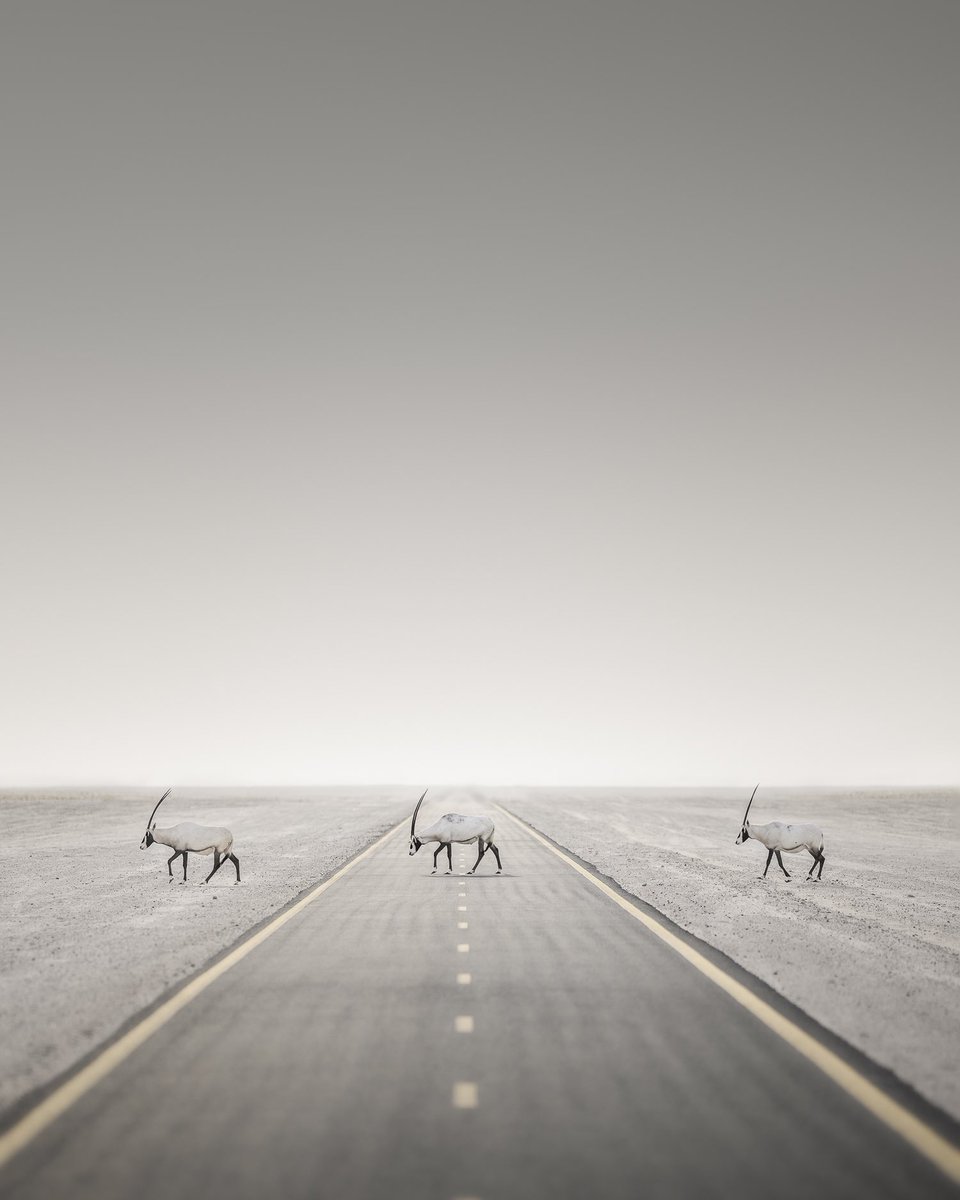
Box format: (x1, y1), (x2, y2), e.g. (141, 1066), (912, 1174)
(735, 785), (826, 880)
(140, 788), (241, 884)
(408, 790), (503, 874)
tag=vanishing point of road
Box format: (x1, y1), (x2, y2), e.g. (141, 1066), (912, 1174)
(1, 807), (958, 1200)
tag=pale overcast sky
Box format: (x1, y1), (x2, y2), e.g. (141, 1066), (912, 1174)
(2, 1), (958, 785)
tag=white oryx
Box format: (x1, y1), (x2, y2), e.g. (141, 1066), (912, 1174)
(139, 788), (241, 884)
(735, 785), (826, 881)
(408, 790), (503, 875)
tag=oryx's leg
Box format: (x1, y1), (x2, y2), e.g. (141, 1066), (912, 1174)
(202, 852), (224, 884)
(763, 849), (774, 878)
(468, 841), (486, 874)
(775, 850), (791, 879)
(817, 853), (825, 880)
(807, 851), (818, 878)
(229, 853), (240, 882)
(488, 841), (502, 873)
(167, 851), (181, 879)
(432, 844), (443, 873)
(182, 851), (189, 883)
(445, 843), (453, 874)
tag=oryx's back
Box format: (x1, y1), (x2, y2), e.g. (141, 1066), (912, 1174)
(168, 822), (233, 855)
(421, 813), (495, 843)
(764, 821), (823, 853)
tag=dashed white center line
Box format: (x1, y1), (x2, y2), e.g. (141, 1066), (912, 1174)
(457, 905), (467, 911)
(455, 1015), (474, 1033)
(457, 972), (471, 985)
(452, 1082), (478, 1109)
(457, 943), (469, 953)
(458, 921), (468, 929)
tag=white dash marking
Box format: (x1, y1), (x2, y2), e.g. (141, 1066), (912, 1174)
(453, 1082), (478, 1109)
(455, 1015), (474, 1033)
(458, 905), (467, 911)
(457, 943), (470, 953)
(457, 972), (472, 985)
(458, 921), (468, 929)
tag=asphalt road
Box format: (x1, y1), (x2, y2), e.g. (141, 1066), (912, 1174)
(1, 809), (957, 1200)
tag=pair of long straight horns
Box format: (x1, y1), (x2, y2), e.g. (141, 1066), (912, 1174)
(741, 784), (760, 826)
(410, 788), (429, 838)
(145, 787), (172, 830)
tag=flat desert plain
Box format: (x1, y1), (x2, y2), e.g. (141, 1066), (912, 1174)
(0, 788), (411, 1115)
(1, 787), (958, 1130)
(502, 787), (960, 1122)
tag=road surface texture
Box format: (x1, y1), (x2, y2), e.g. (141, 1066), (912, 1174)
(1, 808), (958, 1200)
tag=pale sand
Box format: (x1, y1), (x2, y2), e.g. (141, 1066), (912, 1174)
(3, 786), (958, 1127)
(499, 787), (960, 1122)
(0, 788), (410, 1114)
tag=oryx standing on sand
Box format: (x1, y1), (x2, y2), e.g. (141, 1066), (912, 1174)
(140, 788), (241, 884)
(735, 785), (826, 880)
(408, 790), (503, 875)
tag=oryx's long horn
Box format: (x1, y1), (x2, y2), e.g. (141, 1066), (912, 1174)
(146, 787), (172, 830)
(410, 788), (428, 838)
(742, 784), (760, 826)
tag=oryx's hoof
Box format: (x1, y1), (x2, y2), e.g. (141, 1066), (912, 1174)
(445, 870), (452, 875)
(467, 869), (475, 875)
(431, 869), (437, 875)
(496, 869), (502, 874)
(200, 880), (207, 885)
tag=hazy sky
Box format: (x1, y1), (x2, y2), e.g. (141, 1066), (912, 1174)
(2, 1), (958, 786)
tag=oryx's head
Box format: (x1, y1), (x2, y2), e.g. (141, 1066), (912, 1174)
(735, 784), (759, 845)
(140, 787), (171, 850)
(408, 788), (428, 856)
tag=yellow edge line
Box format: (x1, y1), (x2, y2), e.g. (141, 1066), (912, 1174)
(495, 805), (960, 1186)
(0, 818), (406, 1171)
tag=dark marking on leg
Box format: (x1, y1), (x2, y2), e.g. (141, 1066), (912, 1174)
(446, 843), (453, 873)
(775, 850), (790, 879)
(229, 853), (240, 882)
(204, 852), (223, 884)
(182, 851), (189, 882)
(488, 841), (502, 873)
(763, 849), (773, 878)
(167, 851), (180, 878)
(433, 844), (443, 872)
(469, 842), (486, 874)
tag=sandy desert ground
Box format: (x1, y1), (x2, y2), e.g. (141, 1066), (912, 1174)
(0, 788), (411, 1115)
(500, 787), (960, 1122)
(2, 786), (958, 1131)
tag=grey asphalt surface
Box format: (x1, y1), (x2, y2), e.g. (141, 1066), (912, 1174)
(1, 811), (958, 1200)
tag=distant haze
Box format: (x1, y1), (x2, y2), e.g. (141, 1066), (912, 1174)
(2, 2), (957, 786)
